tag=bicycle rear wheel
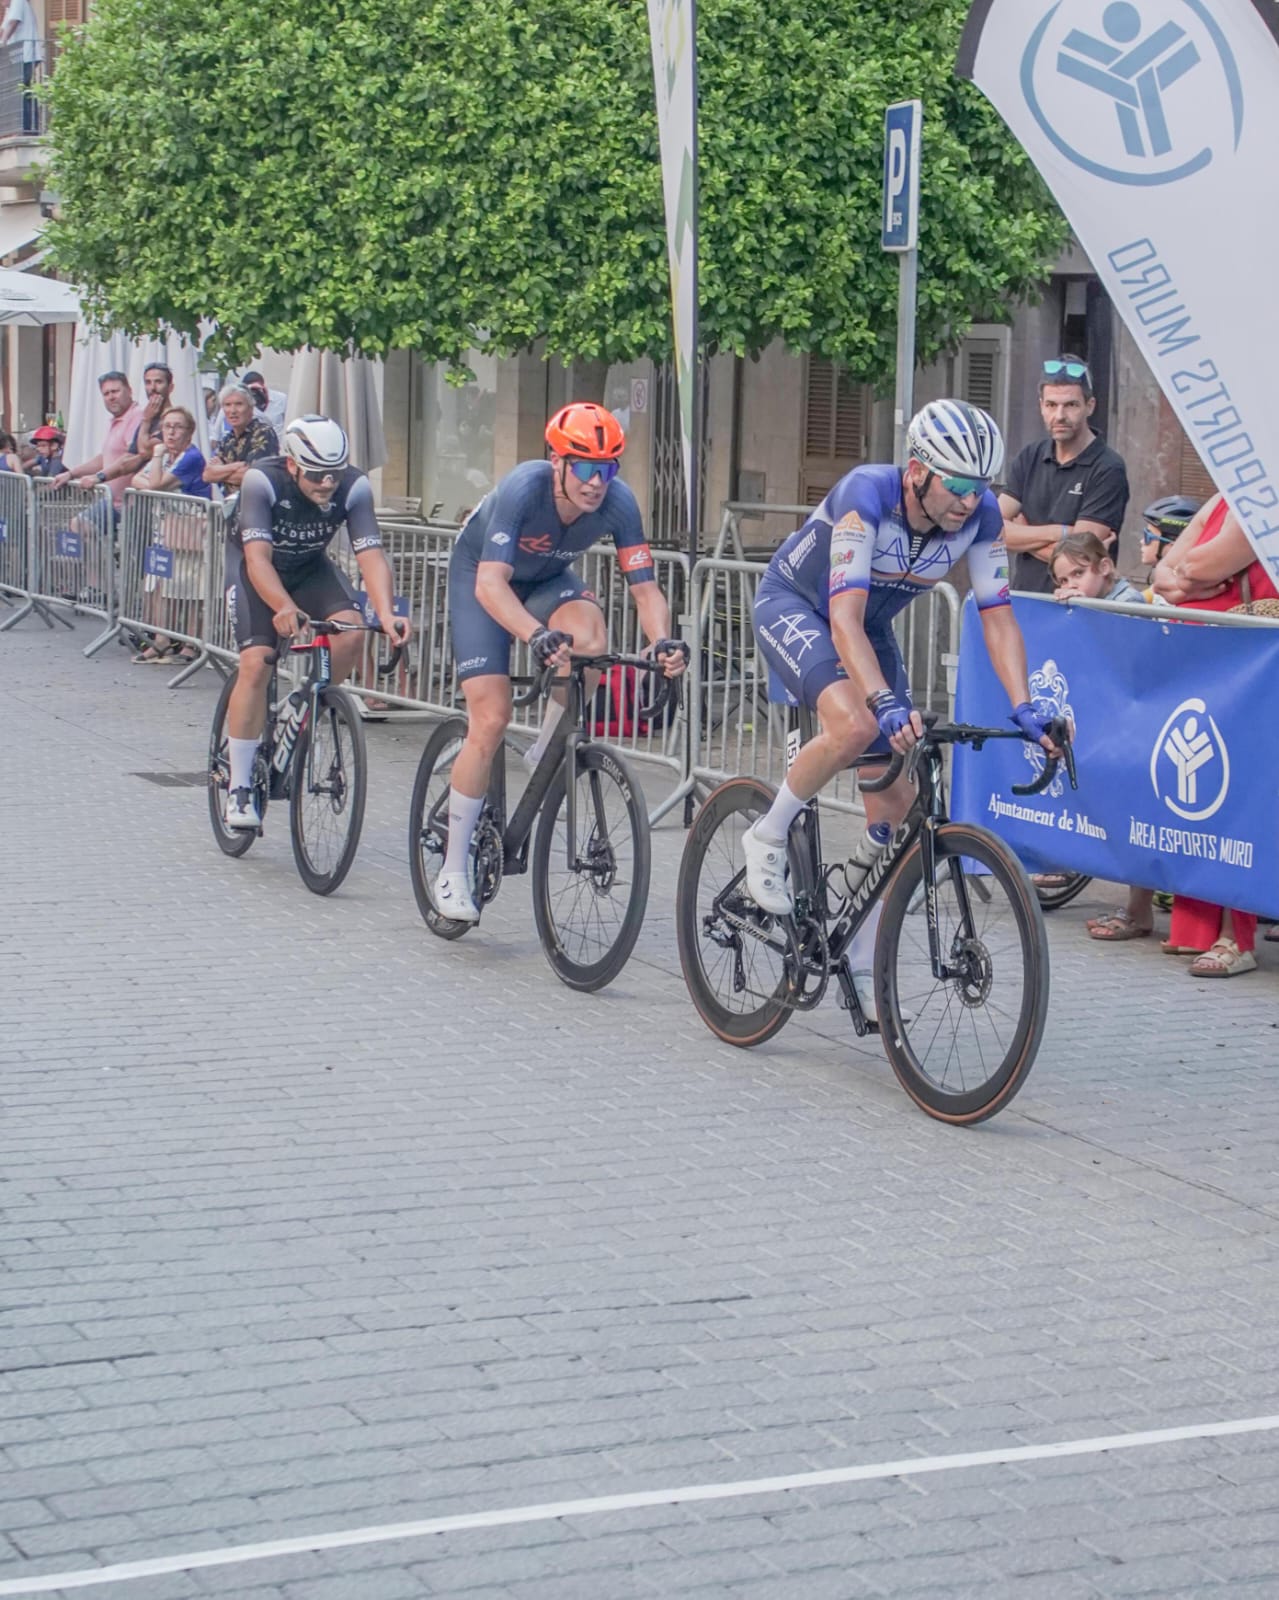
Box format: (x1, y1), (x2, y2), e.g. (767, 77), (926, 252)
(289, 687), (367, 895)
(207, 668), (262, 859)
(876, 821), (1048, 1124)
(409, 715), (478, 940)
(675, 777), (794, 1046)
(531, 744), (650, 991)
(1035, 871), (1092, 912)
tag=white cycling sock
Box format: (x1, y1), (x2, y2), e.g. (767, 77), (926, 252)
(443, 789), (486, 875)
(227, 737), (259, 793)
(523, 698), (565, 769)
(847, 899), (884, 973)
(755, 780), (806, 845)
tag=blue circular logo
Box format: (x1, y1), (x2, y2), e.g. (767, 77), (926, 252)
(1020, 0), (1243, 186)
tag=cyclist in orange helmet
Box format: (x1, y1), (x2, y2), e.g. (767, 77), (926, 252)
(436, 402), (688, 923)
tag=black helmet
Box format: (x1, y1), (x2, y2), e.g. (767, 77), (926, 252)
(1142, 495), (1200, 544)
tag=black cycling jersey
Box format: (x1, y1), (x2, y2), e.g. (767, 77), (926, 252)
(232, 458), (382, 575)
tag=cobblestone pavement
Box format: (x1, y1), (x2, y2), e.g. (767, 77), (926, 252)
(4, 620), (1279, 1600)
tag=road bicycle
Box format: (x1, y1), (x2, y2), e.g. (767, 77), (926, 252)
(675, 710), (1076, 1125)
(208, 619), (404, 894)
(410, 651), (679, 992)
(1034, 870), (1092, 912)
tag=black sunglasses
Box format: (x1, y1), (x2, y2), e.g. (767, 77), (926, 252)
(300, 467), (341, 485)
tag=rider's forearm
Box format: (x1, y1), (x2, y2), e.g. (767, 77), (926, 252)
(243, 546), (295, 615)
(631, 581), (673, 645)
(355, 548), (395, 618)
(830, 601), (892, 702)
(475, 566), (539, 642)
(979, 607), (1032, 708)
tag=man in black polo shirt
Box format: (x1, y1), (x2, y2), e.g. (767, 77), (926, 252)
(999, 356), (1130, 595)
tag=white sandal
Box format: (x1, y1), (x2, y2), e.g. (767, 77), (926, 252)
(1189, 937), (1257, 978)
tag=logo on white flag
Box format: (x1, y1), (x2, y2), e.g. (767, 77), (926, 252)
(1150, 696), (1230, 820)
(1021, 0), (1243, 186)
(1021, 658), (1076, 799)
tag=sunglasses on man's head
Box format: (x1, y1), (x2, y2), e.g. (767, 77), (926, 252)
(566, 457), (620, 484)
(940, 473), (989, 498)
(1042, 359), (1090, 381)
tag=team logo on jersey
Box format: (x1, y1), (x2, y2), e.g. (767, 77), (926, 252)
(833, 510), (866, 536)
(519, 533), (555, 555)
(490, 531), (511, 546)
(774, 612), (820, 656)
(620, 544), (653, 573)
(788, 528), (818, 567)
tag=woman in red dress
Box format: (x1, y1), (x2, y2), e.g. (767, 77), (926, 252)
(1150, 494), (1278, 977)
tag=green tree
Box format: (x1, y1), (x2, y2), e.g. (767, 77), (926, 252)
(47, 0), (1066, 382)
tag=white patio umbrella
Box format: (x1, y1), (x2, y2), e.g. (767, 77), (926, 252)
(0, 268), (80, 326)
(284, 348), (387, 472)
(63, 326), (210, 467)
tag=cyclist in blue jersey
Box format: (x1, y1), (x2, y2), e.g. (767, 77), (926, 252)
(745, 400), (1062, 1017)
(221, 415), (411, 830)
(437, 402), (688, 922)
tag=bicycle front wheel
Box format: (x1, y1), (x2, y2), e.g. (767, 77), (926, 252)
(289, 687), (367, 895)
(875, 822), (1048, 1124)
(207, 668), (260, 859)
(675, 777), (794, 1047)
(531, 744), (650, 991)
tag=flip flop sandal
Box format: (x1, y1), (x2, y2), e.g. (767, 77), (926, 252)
(1088, 911), (1152, 941)
(1189, 938), (1257, 978)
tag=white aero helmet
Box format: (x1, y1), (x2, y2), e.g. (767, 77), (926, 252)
(283, 414), (349, 473)
(907, 399), (1004, 482)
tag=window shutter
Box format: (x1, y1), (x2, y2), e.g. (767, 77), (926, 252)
(802, 355), (866, 503)
(1177, 431), (1217, 501)
(45, 0), (85, 23)
(962, 347), (997, 412)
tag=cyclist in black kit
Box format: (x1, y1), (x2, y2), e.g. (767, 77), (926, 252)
(222, 414), (411, 829)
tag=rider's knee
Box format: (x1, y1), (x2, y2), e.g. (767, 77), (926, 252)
(236, 651), (273, 687)
(825, 707), (878, 764)
(467, 698), (510, 750)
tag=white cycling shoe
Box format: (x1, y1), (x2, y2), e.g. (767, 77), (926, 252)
(225, 787), (260, 830)
(741, 823), (793, 917)
(848, 969), (913, 1027)
(434, 870), (480, 924)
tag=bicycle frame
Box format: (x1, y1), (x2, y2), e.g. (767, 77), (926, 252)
(486, 669), (586, 877)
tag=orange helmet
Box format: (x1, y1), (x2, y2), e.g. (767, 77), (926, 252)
(544, 402), (625, 461)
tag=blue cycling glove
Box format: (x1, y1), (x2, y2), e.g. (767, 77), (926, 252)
(1010, 701), (1052, 742)
(867, 687), (914, 742)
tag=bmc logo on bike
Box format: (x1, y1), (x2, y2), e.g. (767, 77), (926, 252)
(1019, 0), (1242, 187)
(1149, 696), (1230, 821)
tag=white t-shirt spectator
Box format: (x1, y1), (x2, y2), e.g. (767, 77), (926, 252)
(3, 0), (42, 64)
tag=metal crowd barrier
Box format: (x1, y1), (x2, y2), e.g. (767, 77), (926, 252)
(113, 490), (227, 681)
(0, 470), (36, 630)
(689, 555), (961, 816)
(24, 482), (118, 649)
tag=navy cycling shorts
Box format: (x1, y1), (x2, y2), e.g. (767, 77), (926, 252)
(224, 548), (358, 651)
(449, 559), (602, 683)
(754, 585), (909, 755)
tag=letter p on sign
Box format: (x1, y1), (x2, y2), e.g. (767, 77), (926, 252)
(882, 100), (921, 252)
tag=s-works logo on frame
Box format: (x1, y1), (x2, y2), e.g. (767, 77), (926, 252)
(1020, 0), (1243, 185)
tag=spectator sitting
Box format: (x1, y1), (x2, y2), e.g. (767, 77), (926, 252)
(1049, 531), (1144, 604)
(0, 430), (23, 473)
(130, 406), (211, 665)
(203, 385), (278, 495)
(27, 424), (65, 478)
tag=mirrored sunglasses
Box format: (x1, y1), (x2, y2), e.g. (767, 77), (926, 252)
(567, 457), (620, 484)
(1042, 359), (1090, 381)
(940, 473), (989, 498)
(301, 467), (341, 485)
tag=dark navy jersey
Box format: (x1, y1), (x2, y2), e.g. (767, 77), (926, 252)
(759, 462), (1010, 627)
(452, 460), (655, 587)
(233, 459), (382, 575)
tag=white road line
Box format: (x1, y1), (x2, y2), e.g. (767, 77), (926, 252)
(4, 1411), (1278, 1595)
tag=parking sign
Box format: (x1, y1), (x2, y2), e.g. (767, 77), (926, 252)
(882, 100), (922, 251)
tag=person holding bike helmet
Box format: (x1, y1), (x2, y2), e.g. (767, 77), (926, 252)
(438, 401), (688, 923)
(221, 414), (411, 830)
(746, 400), (1062, 1018)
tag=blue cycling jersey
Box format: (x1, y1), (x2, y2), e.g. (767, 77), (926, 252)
(453, 460), (656, 588)
(759, 462), (1010, 627)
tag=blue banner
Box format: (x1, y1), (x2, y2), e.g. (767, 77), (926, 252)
(145, 545), (174, 579)
(56, 530), (82, 560)
(0, 518), (7, 543)
(953, 595), (1279, 918)
(355, 591), (409, 627)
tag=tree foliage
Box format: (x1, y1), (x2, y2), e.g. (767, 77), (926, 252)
(47, 0), (1067, 382)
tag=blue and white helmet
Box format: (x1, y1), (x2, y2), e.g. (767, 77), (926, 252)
(907, 400), (1004, 481)
(283, 414), (349, 473)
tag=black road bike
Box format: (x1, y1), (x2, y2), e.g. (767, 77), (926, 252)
(208, 619), (404, 895)
(410, 653), (678, 992)
(676, 711), (1077, 1125)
